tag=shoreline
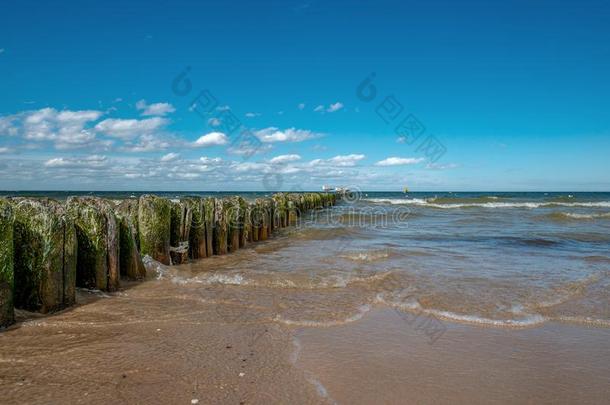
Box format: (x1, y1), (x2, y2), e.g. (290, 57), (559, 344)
(2, 275), (609, 404)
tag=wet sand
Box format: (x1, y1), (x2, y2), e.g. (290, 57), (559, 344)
(0, 281), (324, 405)
(1, 276), (609, 404)
(295, 308), (610, 404)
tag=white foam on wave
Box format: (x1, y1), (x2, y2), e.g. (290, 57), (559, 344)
(274, 304), (372, 327)
(339, 250), (391, 262)
(375, 293), (546, 328)
(172, 270), (392, 290)
(142, 255), (170, 280)
(364, 198), (610, 209)
(311, 271), (392, 289)
(552, 316), (610, 327)
(561, 212), (610, 219)
(169, 273), (249, 286)
(430, 309), (546, 327)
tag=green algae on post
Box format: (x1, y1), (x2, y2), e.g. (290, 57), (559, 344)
(272, 194), (288, 228)
(213, 198), (229, 255)
(236, 197), (249, 248)
(114, 203), (146, 281)
(183, 198), (205, 259)
(263, 198), (273, 237)
(203, 198), (215, 258)
(11, 198), (77, 313)
(249, 200), (261, 242)
(227, 197), (242, 253)
(254, 199), (270, 241)
(67, 197), (120, 291)
(115, 199), (140, 248)
(138, 195), (171, 265)
(170, 200), (192, 264)
(0, 199), (15, 327)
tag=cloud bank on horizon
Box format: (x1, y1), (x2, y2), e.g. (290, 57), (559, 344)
(0, 102), (435, 190)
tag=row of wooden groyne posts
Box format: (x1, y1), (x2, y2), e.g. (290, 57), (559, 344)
(0, 192), (339, 328)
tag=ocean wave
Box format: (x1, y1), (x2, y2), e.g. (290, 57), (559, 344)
(583, 255), (610, 264)
(173, 270), (393, 290)
(364, 198), (610, 209)
(427, 196), (501, 204)
(552, 316), (610, 327)
(427, 309), (546, 327)
(339, 249), (393, 263)
(545, 212), (610, 221)
(294, 226), (360, 240)
(273, 304), (372, 327)
(375, 294), (546, 328)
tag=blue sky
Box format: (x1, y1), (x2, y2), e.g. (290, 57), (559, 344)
(1, 0), (609, 191)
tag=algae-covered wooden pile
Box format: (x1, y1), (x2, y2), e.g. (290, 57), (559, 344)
(0, 192), (338, 328)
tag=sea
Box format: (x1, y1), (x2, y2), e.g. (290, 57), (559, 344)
(2, 191), (609, 403)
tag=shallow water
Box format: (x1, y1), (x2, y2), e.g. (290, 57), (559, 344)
(2, 191), (610, 403)
(169, 192), (610, 328)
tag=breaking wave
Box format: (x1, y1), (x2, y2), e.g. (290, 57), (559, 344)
(364, 198), (610, 209)
(171, 270), (393, 290)
(338, 249), (393, 262)
(375, 294), (546, 328)
(545, 212), (610, 221)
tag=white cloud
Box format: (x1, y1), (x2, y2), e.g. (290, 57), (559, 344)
(169, 172), (200, 179)
(1, 108), (107, 150)
(0, 116), (21, 137)
(269, 154), (301, 164)
(426, 162), (460, 170)
(193, 131), (229, 147)
(44, 155), (108, 169)
(226, 137), (273, 156)
(207, 117), (221, 127)
(313, 102), (344, 113)
(0, 147), (13, 154)
(245, 112), (261, 118)
(200, 156), (223, 164)
(327, 154), (366, 167)
(327, 102), (344, 113)
(161, 152), (180, 162)
(232, 162), (270, 173)
(121, 134), (171, 152)
(375, 157), (425, 166)
(95, 117), (167, 140)
(56, 110), (102, 123)
(136, 99), (175, 116)
(298, 103), (305, 110)
(254, 127), (319, 143)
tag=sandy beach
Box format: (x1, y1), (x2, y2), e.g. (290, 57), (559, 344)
(2, 273), (609, 404)
(0, 281), (322, 404)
